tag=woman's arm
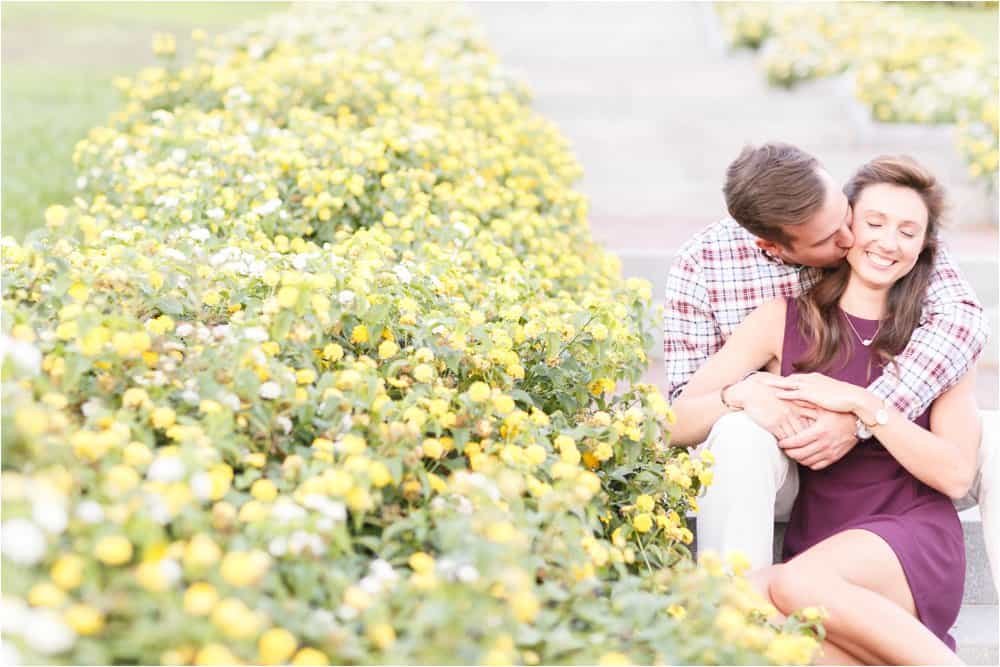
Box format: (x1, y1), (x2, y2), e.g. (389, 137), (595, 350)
(771, 369), (980, 499)
(669, 298), (786, 447)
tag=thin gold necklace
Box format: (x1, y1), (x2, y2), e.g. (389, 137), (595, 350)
(843, 311), (881, 347)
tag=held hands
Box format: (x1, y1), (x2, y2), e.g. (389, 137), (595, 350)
(759, 373), (866, 470)
(736, 373), (861, 470)
(727, 373), (819, 441)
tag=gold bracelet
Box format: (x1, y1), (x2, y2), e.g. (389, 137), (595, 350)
(720, 381), (743, 411)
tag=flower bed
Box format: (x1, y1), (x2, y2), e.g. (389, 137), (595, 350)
(715, 2), (998, 190)
(1, 4), (821, 665)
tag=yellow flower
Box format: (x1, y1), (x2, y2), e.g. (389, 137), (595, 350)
(28, 581), (67, 607)
(96, 535), (134, 566)
(765, 634), (819, 665)
(510, 590), (539, 623)
(277, 286), (300, 308)
(368, 623), (396, 650)
(184, 534), (221, 570)
(291, 648), (330, 665)
(183, 582), (218, 616)
(378, 339), (399, 359)
(667, 604), (687, 620)
(492, 394), (515, 415)
(635, 494), (654, 513)
(597, 652), (630, 666)
(368, 461), (393, 487)
(259, 627), (298, 665)
(45, 204), (69, 228)
(65, 604), (105, 635)
(211, 597), (259, 639)
(51, 554), (85, 589)
(136, 560), (171, 592)
(408, 551), (435, 574)
(194, 643), (239, 666)
(727, 550), (751, 576)
(296, 368), (317, 385)
(202, 290), (222, 307)
(251, 478), (279, 502)
(322, 343), (344, 361)
(412, 363), (435, 383)
(220, 550), (270, 587)
(151, 406), (177, 429)
(467, 381), (491, 402)
(422, 438), (443, 459)
(351, 324), (370, 344)
(632, 513), (653, 534)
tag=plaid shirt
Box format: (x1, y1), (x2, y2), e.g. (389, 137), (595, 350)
(663, 217), (988, 420)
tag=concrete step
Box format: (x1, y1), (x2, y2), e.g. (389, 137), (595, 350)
(954, 604), (1000, 665)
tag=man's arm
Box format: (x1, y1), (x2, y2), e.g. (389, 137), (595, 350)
(868, 244), (989, 420)
(663, 250), (722, 402)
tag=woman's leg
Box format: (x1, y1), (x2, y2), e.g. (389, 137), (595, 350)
(747, 566), (874, 665)
(768, 529), (961, 665)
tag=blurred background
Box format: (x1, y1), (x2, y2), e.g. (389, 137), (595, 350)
(3, 0), (998, 408)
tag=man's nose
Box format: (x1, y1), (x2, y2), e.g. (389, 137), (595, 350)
(836, 225), (855, 249)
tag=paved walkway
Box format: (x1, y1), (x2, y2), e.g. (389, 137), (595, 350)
(471, 2), (998, 407)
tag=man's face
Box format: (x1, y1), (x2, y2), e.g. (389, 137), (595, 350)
(772, 170), (855, 268)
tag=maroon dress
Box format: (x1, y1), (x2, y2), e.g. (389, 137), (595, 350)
(780, 297), (964, 651)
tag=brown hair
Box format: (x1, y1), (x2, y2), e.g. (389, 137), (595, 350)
(723, 142), (827, 244)
(794, 155), (945, 378)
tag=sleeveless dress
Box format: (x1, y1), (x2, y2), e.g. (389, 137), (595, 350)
(779, 297), (965, 651)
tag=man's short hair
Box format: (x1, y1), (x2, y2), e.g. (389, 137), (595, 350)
(723, 142), (827, 245)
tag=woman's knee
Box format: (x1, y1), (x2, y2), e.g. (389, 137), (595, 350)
(705, 412), (779, 459)
(768, 562), (821, 615)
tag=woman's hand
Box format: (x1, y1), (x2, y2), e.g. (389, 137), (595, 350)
(762, 373), (866, 414)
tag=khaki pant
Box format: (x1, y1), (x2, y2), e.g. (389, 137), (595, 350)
(695, 410), (999, 590)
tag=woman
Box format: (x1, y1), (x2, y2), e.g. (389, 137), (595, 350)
(670, 155), (980, 665)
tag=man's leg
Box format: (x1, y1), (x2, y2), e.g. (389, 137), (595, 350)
(695, 412), (799, 570)
(954, 409), (999, 592)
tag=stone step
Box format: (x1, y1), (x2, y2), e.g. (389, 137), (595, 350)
(954, 604), (1000, 665)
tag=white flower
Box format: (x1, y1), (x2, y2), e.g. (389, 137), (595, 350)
(75, 500), (104, 524)
(337, 604), (359, 621)
(338, 290), (355, 305)
(75, 176), (88, 190)
(0, 638), (22, 665)
(32, 501), (68, 535)
(190, 472), (213, 500)
(220, 393), (242, 411)
(175, 322), (195, 337)
(253, 198), (282, 216)
(1, 595), (30, 636)
(394, 264), (412, 284)
(205, 207), (225, 220)
(171, 148), (188, 163)
(268, 537), (288, 557)
(211, 325), (231, 340)
(260, 382), (281, 400)
(359, 576), (381, 595)
(291, 254), (308, 271)
(271, 499), (306, 523)
(0, 336), (41, 376)
(189, 226), (211, 242)
(147, 456), (185, 483)
(160, 559), (182, 587)
(162, 248), (187, 262)
(457, 564), (480, 583)
(1, 519), (46, 565)
(275, 415), (292, 434)
(243, 327), (269, 342)
(23, 609), (76, 655)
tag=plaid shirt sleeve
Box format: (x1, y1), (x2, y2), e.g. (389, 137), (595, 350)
(663, 248), (722, 402)
(867, 243), (989, 419)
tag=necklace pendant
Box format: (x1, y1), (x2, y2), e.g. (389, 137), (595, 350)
(862, 339), (872, 346)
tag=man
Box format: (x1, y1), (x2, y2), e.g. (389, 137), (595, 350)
(663, 141), (996, 583)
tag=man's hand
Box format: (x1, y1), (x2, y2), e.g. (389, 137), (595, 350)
(728, 374), (818, 441)
(777, 408), (859, 470)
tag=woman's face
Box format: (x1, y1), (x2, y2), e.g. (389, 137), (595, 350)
(846, 182), (929, 289)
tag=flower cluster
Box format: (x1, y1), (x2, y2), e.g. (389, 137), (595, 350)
(716, 2), (999, 187)
(2, 4), (817, 665)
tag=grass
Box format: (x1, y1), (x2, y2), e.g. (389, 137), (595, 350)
(1, 1), (289, 241)
(893, 1), (999, 59)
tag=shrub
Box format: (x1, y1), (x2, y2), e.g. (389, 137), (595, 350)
(2, 4), (821, 665)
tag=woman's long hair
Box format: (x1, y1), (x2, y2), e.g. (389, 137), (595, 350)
(794, 156), (945, 380)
